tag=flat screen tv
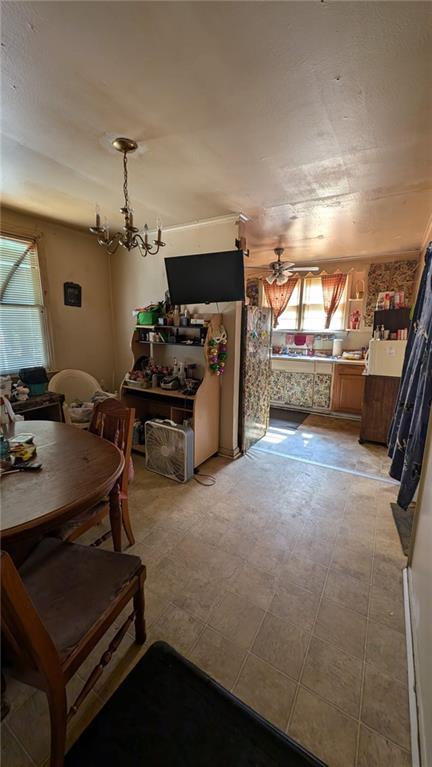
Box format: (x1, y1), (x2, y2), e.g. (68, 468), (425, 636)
(164, 250), (245, 305)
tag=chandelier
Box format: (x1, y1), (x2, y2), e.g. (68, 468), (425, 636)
(89, 137), (165, 257)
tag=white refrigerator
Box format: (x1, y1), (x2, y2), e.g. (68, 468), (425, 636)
(365, 339), (407, 377)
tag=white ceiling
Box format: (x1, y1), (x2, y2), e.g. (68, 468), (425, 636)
(1, 1), (431, 265)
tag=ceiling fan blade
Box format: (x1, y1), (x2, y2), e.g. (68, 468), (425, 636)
(276, 274), (289, 285)
(265, 273), (276, 285)
(293, 266), (320, 272)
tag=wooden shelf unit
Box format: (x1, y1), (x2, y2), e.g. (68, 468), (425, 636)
(122, 315), (221, 468)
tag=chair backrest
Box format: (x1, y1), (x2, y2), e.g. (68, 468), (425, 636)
(1, 550), (63, 693)
(90, 399), (135, 494)
(48, 369), (101, 405)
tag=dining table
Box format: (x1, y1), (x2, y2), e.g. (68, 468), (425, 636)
(1, 420), (125, 557)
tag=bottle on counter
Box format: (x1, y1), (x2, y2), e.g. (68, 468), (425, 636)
(178, 362), (186, 386)
(173, 306), (180, 327)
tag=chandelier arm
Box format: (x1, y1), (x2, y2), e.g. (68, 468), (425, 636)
(146, 244), (161, 256)
(104, 232), (123, 255)
(134, 234), (149, 257)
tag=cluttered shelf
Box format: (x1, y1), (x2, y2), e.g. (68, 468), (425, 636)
(122, 384), (196, 400)
(136, 340), (204, 348)
(122, 307), (224, 468)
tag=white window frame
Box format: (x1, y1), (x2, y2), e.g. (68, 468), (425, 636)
(0, 232), (53, 375)
(276, 275), (350, 333)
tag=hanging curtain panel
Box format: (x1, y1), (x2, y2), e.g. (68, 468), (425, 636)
(388, 243), (432, 509)
(321, 273), (347, 329)
(263, 277), (298, 328)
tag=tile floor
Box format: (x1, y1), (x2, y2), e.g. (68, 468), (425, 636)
(2, 415), (411, 767)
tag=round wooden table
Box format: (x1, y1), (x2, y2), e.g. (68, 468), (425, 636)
(1, 421), (124, 551)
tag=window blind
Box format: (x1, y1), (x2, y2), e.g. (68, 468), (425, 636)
(0, 234), (49, 374)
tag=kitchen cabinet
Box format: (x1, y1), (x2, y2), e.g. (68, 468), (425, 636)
(331, 363), (365, 414)
(286, 372), (314, 408)
(270, 370), (314, 408)
(270, 365), (333, 410)
(313, 374), (332, 409)
(270, 370), (290, 403)
(271, 358), (366, 414)
(359, 375), (400, 445)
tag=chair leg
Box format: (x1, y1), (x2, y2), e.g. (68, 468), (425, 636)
(121, 498), (135, 547)
(109, 484), (123, 552)
(1, 673), (10, 721)
(47, 685), (67, 767)
(133, 574), (146, 645)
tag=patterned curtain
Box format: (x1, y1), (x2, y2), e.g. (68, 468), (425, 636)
(388, 243), (432, 509)
(321, 273), (347, 329)
(263, 278), (298, 328)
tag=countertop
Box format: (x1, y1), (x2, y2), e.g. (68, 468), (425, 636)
(271, 354), (365, 366)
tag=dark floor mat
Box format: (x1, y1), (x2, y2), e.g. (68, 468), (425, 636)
(391, 502), (415, 556)
(66, 641), (326, 767)
(270, 408), (310, 430)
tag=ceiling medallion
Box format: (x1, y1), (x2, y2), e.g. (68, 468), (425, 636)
(89, 137), (165, 257)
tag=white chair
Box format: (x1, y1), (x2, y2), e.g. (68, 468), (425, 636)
(48, 369), (101, 428)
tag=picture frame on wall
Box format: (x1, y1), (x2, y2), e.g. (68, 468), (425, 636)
(63, 282), (82, 307)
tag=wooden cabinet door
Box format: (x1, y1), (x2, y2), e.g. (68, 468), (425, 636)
(359, 375), (400, 444)
(332, 365), (365, 414)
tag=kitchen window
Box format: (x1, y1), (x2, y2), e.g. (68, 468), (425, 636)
(277, 275), (349, 331)
(0, 234), (51, 374)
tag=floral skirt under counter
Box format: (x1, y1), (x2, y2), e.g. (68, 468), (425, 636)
(270, 370), (332, 410)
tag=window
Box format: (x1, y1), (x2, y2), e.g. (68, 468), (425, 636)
(0, 234), (50, 374)
(277, 275), (348, 331)
(277, 279), (301, 330)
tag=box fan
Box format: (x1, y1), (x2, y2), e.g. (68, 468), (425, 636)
(145, 419), (194, 483)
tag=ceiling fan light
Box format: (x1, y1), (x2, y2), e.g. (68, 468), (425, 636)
(276, 274), (289, 285)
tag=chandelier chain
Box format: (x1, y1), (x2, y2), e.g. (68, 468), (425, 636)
(123, 152), (130, 210)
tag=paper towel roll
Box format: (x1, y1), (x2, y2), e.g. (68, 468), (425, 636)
(332, 338), (343, 357)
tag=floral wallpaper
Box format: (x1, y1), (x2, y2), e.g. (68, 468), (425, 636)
(246, 278), (260, 307)
(365, 259), (418, 326)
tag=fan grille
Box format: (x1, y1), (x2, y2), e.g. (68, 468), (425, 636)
(145, 421), (193, 483)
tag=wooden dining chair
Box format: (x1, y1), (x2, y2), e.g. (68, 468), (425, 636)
(1, 538), (145, 767)
(52, 399), (136, 550)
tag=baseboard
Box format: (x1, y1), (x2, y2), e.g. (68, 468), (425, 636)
(403, 567), (421, 767)
(218, 446), (242, 460)
(269, 404), (361, 421)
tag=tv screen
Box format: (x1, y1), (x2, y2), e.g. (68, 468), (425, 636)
(164, 250), (245, 305)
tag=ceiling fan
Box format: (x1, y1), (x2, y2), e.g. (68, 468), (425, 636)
(258, 247), (320, 285)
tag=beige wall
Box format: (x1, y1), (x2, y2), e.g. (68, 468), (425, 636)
(408, 413), (432, 767)
(109, 218), (243, 455)
(2, 207), (115, 388)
